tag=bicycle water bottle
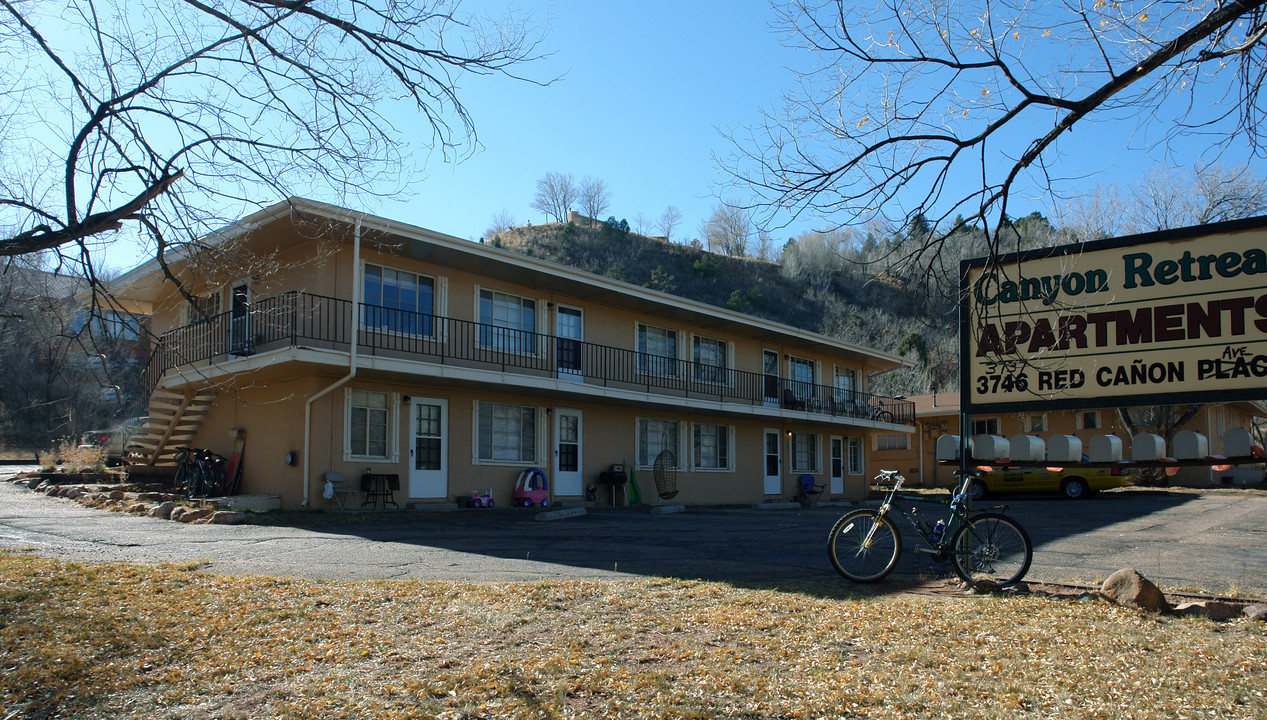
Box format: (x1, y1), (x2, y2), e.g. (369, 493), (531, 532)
(930, 520), (946, 543)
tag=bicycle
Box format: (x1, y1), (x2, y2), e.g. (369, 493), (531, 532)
(827, 469), (1033, 586)
(172, 447), (228, 498)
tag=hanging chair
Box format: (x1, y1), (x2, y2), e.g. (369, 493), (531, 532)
(653, 448), (678, 500)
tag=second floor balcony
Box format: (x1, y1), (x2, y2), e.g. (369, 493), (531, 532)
(144, 291), (915, 426)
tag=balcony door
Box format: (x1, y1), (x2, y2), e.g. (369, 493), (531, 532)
(762, 350), (780, 407)
(556, 305), (583, 381)
(228, 283), (251, 355)
(408, 397), (447, 499)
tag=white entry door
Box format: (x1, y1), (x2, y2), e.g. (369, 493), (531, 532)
(554, 408), (583, 496)
(830, 436), (845, 494)
(763, 428), (782, 495)
(409, 397), (447, 499)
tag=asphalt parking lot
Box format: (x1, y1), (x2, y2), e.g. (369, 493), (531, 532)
(2, 466), (1265, 596)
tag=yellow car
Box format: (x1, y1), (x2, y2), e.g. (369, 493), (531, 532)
(966, 465), (1134, 500)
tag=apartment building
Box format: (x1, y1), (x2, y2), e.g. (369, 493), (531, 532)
(106, 198), (915, 509)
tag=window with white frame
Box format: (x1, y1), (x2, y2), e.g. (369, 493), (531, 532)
(847, 437), (863, 474)
(972, 417), (1000, 436)
(791, 432), (819, 473)
(788, 356), (815, 404)
(184, 291), (221, 324)
(834, 366), (857, 400)
(876, 434), (909, 451)
(637, 418), (679, 468)
(476, 401), (537, 463)
(346, 389), (392, 460)
(692, 423), (732, 470)
(1076, 411), (1101, 430)
(637, 323), (678, 377)
(692, 335), (729, 384)
(478, 288), (537, 354)
(1025, 414), (1047, 433)
(363, 263), (435, 336)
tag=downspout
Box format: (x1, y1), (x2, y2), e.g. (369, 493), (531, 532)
(302, 215), (363, 506)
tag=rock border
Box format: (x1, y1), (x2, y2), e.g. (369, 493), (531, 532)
(6, 471), (248, 526)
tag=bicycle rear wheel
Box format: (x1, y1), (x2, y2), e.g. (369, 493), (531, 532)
(827, 509), (902, 582)
(949, 513), (1032, 586)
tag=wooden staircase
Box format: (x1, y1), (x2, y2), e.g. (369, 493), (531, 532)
(130, 389), (217, 467)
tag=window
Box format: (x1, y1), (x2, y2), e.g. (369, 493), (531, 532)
(479, 288), (537, 354)
(789, 356), (815, 403)
(1077, 411), (1100, 430)
(637, 418), (679, 468)
(185, 291), (221, 324)
(477, 402), (537, 463)
(847, 437), (863, 475)
(363, 263), (435, 336)
(972, 417), (1000, 436)
(692, 423), (731, 470)
(1025, 414), (1047, 433)
(347, 389), (392, 460)
(692, 335), (728, 384)
(791, 432), (819, 473)
(637, 323), (678, 377)
(877, 434), (909, 451)
(89, 310), (142, 340)
(834, 367), (857, 401)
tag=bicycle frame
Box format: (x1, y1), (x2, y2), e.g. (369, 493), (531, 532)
(865, 470), (975, 557)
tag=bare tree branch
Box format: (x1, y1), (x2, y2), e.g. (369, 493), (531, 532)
(0, 0), (549, 270)
(724, 0), (1267, 266)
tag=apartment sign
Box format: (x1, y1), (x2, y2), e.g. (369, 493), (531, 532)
(960, 217), (1267, 413)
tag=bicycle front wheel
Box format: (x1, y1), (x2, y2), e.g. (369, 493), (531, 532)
(950, 513), (1032, 586)
(827, 509), (902, 582)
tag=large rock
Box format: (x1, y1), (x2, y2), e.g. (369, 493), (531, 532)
(1100, 568), (1171, 612)
(1173, 600), (1243, 621)
(1243, 605), (1267, 622)
(174, 507), (215, 523)
(148, 501), (177, 520)
(209, 511), (247, 525)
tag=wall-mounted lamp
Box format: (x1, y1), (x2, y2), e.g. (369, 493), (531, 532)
(284, 450), (298, 466)
(402, 395), (411, 404)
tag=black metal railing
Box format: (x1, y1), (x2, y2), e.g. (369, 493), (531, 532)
(144, 291), (914, 425)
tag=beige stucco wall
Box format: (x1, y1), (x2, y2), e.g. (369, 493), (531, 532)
(180, 369), (870, 509)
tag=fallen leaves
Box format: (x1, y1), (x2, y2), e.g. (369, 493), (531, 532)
(0, 552), (1264, 719)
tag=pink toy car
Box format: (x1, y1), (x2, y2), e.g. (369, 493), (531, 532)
(466, 490), (495, 508)
(513, 468), (550, 507)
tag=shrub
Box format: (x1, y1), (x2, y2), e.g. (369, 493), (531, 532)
(693, 254), (719, 278)
(647, 266), (676, 293)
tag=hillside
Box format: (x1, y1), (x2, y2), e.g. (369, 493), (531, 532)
(489, 219), (958, 395)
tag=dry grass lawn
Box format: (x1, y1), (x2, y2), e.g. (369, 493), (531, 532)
(1, 550), (1264, 719)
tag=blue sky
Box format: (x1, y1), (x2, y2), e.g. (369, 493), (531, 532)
(101, 0), (1267, 268)
(373, 0), (796, 244)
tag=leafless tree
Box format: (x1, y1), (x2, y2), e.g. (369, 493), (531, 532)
(531, 172), (577, 223)
(657, 206), (683, 242)
(725, 0), (1267, 272)
(0, 0), (547, 286)
(578, 177), (611, 221)
(1057, 163), (1267, 240)
(700, 204), (752, 257)
(485, 209), (519, 239)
